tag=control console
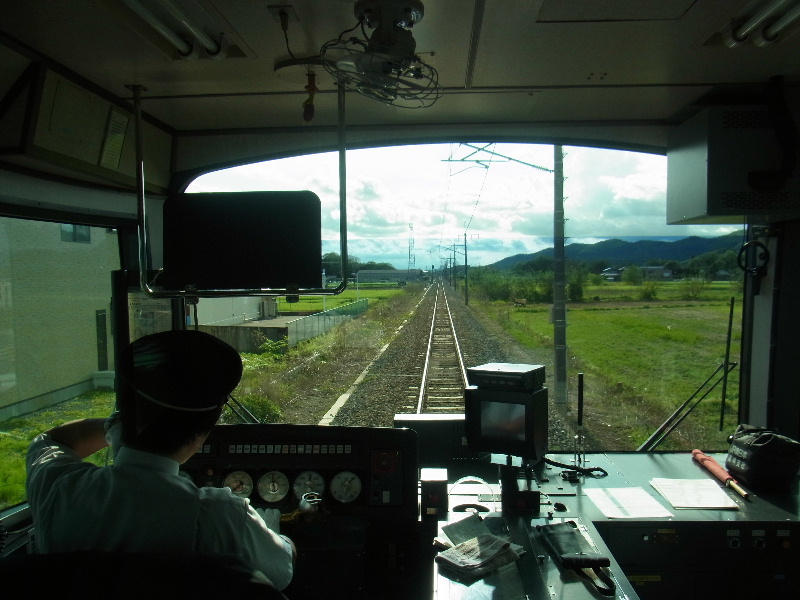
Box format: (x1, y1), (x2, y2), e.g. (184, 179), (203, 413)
(182, 423), (421, 599)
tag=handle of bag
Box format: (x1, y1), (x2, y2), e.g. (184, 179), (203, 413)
(578, 566), (616, 597)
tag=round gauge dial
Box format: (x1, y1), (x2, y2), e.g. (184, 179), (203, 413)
(330, 471), (362, 503)
(293, 470), (325, 499)
(257, 471), (290, 503)
(223, 470), (253, 498)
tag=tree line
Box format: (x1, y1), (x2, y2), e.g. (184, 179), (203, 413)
(322, 252), (396, 280)
(465, 247), (743, 303)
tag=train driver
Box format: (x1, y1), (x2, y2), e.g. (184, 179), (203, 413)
(25, 329), (296, 591)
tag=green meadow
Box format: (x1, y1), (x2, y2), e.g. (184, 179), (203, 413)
(0, 391), (114, 508)
(1, 280), (741, 508)
(471, 279), (743, 451)
(0, 286), (407, 509)
(278, 286), (405, 313)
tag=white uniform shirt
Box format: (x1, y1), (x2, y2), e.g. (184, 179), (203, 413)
(26, 434), (293, 590)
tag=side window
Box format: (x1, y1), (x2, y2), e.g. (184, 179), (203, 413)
(0, 218), (118, 509)
(60, 224), (91, 243)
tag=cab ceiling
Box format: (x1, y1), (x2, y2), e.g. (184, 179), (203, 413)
(0, 0), (798, 173)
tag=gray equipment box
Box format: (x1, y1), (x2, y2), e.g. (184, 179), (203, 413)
(467, 363), (545, 392)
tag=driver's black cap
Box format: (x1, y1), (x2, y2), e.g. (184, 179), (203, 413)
(119, 330), (243, 411)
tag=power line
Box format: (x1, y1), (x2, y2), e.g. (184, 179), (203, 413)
(443, 142), (568, 409)
(464, 143), (495, 232)
(438, 143), (456, 250)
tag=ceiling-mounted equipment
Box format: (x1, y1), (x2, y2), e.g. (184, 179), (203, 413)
(722, 0), (800, 47)
(320, 0), (442, 108)
(121, 0), (227, 59)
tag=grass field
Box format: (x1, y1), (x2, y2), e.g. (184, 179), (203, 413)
(279, 286), (405, 313)
(584, 278), (742, 302)
(0, 390), (115, 508)
(0, 286), (409, 509)
(472, 279), (742, 451)
(1, 280), (741, 508)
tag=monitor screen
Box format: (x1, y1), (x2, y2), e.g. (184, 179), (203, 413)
(480, 401), (526, 441)
(465, 386), (548, 462)
(159, 191), (323, 293)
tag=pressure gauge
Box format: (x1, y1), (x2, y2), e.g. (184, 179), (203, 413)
(330, 471), (362, 503)
(293, 470), (325, 499)
(223, 470), (253, 498)
(258, 471), (290, 503)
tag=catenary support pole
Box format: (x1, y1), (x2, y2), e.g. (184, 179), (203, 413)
(553, 145), (567, 405)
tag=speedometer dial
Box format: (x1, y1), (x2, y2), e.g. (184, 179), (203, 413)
(223, 470), (253, 498)
(330, 471), (361, 503)
(258, 471), (290, 503)
(293, 470), (325, 499)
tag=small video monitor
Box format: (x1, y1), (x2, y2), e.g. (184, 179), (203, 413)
(464, 386), (548, 463)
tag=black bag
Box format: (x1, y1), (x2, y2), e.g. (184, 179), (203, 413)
(726, 424), (800, 492)
(536, 521), (615, 597)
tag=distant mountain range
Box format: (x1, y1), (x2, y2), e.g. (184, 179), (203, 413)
(488, 232), (743, 270)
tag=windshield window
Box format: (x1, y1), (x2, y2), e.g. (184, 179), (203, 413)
(1, 143), (744, 510)
(188, 143), (743, 453)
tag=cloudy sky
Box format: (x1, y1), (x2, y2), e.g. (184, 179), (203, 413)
(188, 143), (743, 269)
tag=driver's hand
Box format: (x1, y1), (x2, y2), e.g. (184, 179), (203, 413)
(104, 411), (122, 459)
(255, 507), (281, 533)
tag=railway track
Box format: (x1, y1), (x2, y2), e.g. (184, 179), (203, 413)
(415, 282), (468, 414)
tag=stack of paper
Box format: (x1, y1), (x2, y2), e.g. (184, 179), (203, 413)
(435, 514), (524, 579)
(584, 487), (674, 518)
(650, 478), (739, 509)
(435, 533), (520, 578)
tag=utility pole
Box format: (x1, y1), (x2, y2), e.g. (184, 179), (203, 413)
(440, 255), (452, 286)
(553, 146), (567, 406)
(443, 239), (469, 302)
(452, 245), (456, 288)
(446, 258), (451, 285)
(445, 143), (568, 406)
(464, 231), (469, 305)
(408, 223), (415, 273)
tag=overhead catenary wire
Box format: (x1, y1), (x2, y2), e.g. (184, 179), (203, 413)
(464, 143), (495, 232)
(437, 144), (456, 252)
(445, 143), (554, 235)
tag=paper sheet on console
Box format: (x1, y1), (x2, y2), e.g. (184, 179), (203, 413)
(650, 478), (739, 509)
(585, 487), (675, 518)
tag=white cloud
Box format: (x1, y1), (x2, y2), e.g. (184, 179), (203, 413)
(188, 143), (741, 268)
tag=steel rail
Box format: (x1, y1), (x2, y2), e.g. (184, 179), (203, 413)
(416, 282), (468, 414)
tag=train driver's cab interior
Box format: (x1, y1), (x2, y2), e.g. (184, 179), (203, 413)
(2, 1), (800, 599)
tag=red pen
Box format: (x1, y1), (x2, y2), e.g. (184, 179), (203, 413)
(691, 449), (750, 500)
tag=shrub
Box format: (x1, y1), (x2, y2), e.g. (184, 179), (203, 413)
(260, 337), (288, 356)
(678, 278), (707, 299)
(622, 265), (643, 285)
(568, 281), (584, 302)
(588, 274), (605, 286)
(638, 281), (660, 300)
